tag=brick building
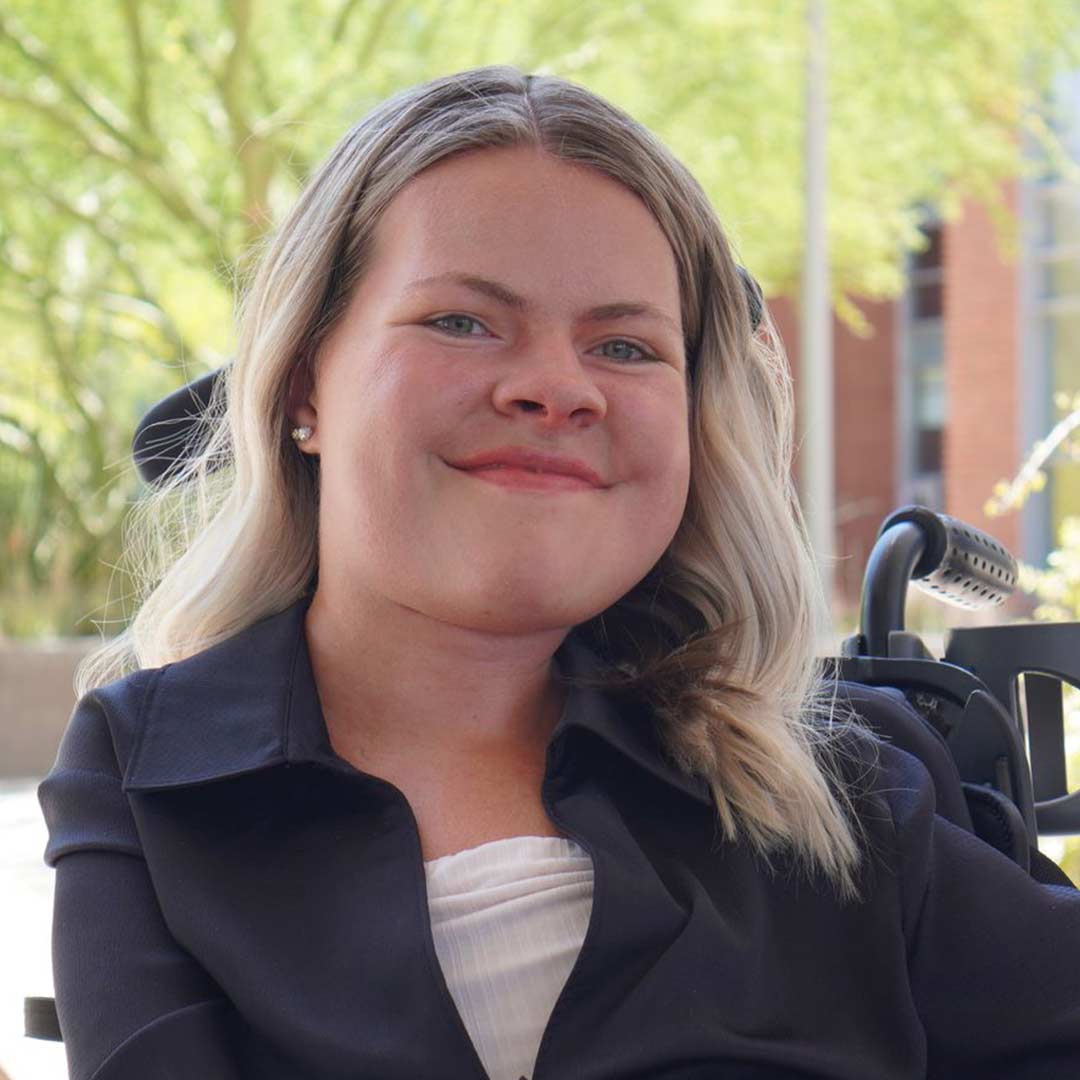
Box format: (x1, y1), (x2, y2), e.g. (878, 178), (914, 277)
(773, 94), (1078, 619)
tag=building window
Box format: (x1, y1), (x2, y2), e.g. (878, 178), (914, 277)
(1034, 180), (1080, 546)
(902, 219), (945, 506)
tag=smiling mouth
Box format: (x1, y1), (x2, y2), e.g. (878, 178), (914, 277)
(450, 463), (600, 492)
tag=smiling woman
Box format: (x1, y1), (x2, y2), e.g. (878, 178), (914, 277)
(281, 142), (693, 722)
(36, 65), (1080, 1080)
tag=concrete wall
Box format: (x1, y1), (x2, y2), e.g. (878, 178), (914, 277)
(1, 640), (97, 779)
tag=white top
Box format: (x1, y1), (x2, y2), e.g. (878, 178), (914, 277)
(423, 835), (595, 1080)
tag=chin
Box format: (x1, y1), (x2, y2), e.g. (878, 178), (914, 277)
(430, 588), (609, 635)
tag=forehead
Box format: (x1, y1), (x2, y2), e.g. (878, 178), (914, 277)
(365, 146), (681, 318)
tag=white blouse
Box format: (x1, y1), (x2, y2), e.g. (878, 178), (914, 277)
(423, 835), (595, 1080)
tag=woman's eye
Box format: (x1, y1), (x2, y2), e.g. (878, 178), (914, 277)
(425, 314), (489, 336)
(597, 339), (659, 364)
(424, 315), (659, 363)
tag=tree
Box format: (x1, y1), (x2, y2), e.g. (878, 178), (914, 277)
(2, 0), (1078, 634)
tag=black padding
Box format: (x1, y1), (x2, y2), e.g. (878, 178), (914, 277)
(961, 782), (1030, 872)
(1029, 846), (1078, 888)
(737, 265), (764, 331)
(132, 368), (221, 486)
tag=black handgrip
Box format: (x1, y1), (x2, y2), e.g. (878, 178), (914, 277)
(881, 505), (1017, 611)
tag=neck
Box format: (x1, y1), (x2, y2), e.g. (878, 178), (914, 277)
(302, 586), (571, 763)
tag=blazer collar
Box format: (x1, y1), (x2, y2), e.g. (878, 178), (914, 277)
(122, 595), (711, 806)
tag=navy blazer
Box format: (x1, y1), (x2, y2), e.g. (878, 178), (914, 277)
(38, 595), (1080, 1079)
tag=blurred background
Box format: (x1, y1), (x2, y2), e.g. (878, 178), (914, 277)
(4, 1), (1080, 1076)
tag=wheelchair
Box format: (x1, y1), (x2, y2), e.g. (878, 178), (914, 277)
(23, 366), (1080, 1044)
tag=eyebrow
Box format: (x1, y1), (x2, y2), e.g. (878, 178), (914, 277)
(403, 271), (683, 337)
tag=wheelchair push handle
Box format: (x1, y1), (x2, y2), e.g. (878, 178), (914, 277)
(843, 505), (1080, 842)
(858, 504), (1018, 657)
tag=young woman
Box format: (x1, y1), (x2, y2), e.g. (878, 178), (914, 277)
(39, 66), (1080, 1080)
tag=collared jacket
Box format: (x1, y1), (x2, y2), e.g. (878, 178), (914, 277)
(38, 595), (1080, 1080)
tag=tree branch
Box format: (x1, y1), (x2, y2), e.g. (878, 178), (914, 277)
(0, 411), (97, 561)
(0, 80), (225, 265)
(220, 0), (275, 241)
(4, 153), (198, 363)
(36, 296), (105, 482)
(330, 0), (368, 43)
(246, 34), (281, 116)
(119, 0), (155, 138)
(0, 412), (51, 586)
(260, 0), (399, 131)
(0, 11), (157, 161)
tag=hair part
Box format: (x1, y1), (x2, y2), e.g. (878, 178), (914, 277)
(78, 64), (877, 904)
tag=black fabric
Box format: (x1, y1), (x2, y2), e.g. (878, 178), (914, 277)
(1029, 845), (1078, 889)
(960, 781), (1031, 871)
(38, 596), (1080, 1079)
(834, 681), (975, 835)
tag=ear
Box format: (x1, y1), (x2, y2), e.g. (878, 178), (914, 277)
(285, 356), (320, 454)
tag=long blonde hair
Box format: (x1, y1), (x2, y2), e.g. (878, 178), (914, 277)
(78, 65), (876, 903)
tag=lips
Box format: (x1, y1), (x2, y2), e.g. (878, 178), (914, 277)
(448, 446), (606, 488)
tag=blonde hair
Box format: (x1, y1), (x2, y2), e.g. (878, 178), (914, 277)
(78, 65), (876, 903)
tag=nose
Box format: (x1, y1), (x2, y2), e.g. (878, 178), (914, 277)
(491, 336), (608, 425)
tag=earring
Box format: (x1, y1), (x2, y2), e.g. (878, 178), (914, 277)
(291, 425), (313, 443)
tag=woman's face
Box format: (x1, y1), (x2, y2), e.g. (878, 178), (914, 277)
(290, 144), (691, 637)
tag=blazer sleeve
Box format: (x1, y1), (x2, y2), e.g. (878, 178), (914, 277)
(37, 681), (246, 1080)
(879, 738), (1080, 1079)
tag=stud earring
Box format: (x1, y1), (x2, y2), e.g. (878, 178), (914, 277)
(291, 425), (313, 443)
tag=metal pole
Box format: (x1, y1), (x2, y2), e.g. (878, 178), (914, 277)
(801, 0), (836, 630)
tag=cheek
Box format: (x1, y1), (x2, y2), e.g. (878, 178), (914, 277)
(617, 413), (691, 548)
(647, 455), (691, 538)
(629, 392), (690, 482)
(320, 344), (428, 451)
(369, 342), (475, 425)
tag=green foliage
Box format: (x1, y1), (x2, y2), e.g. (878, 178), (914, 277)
(2, 0), (1080, 636)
